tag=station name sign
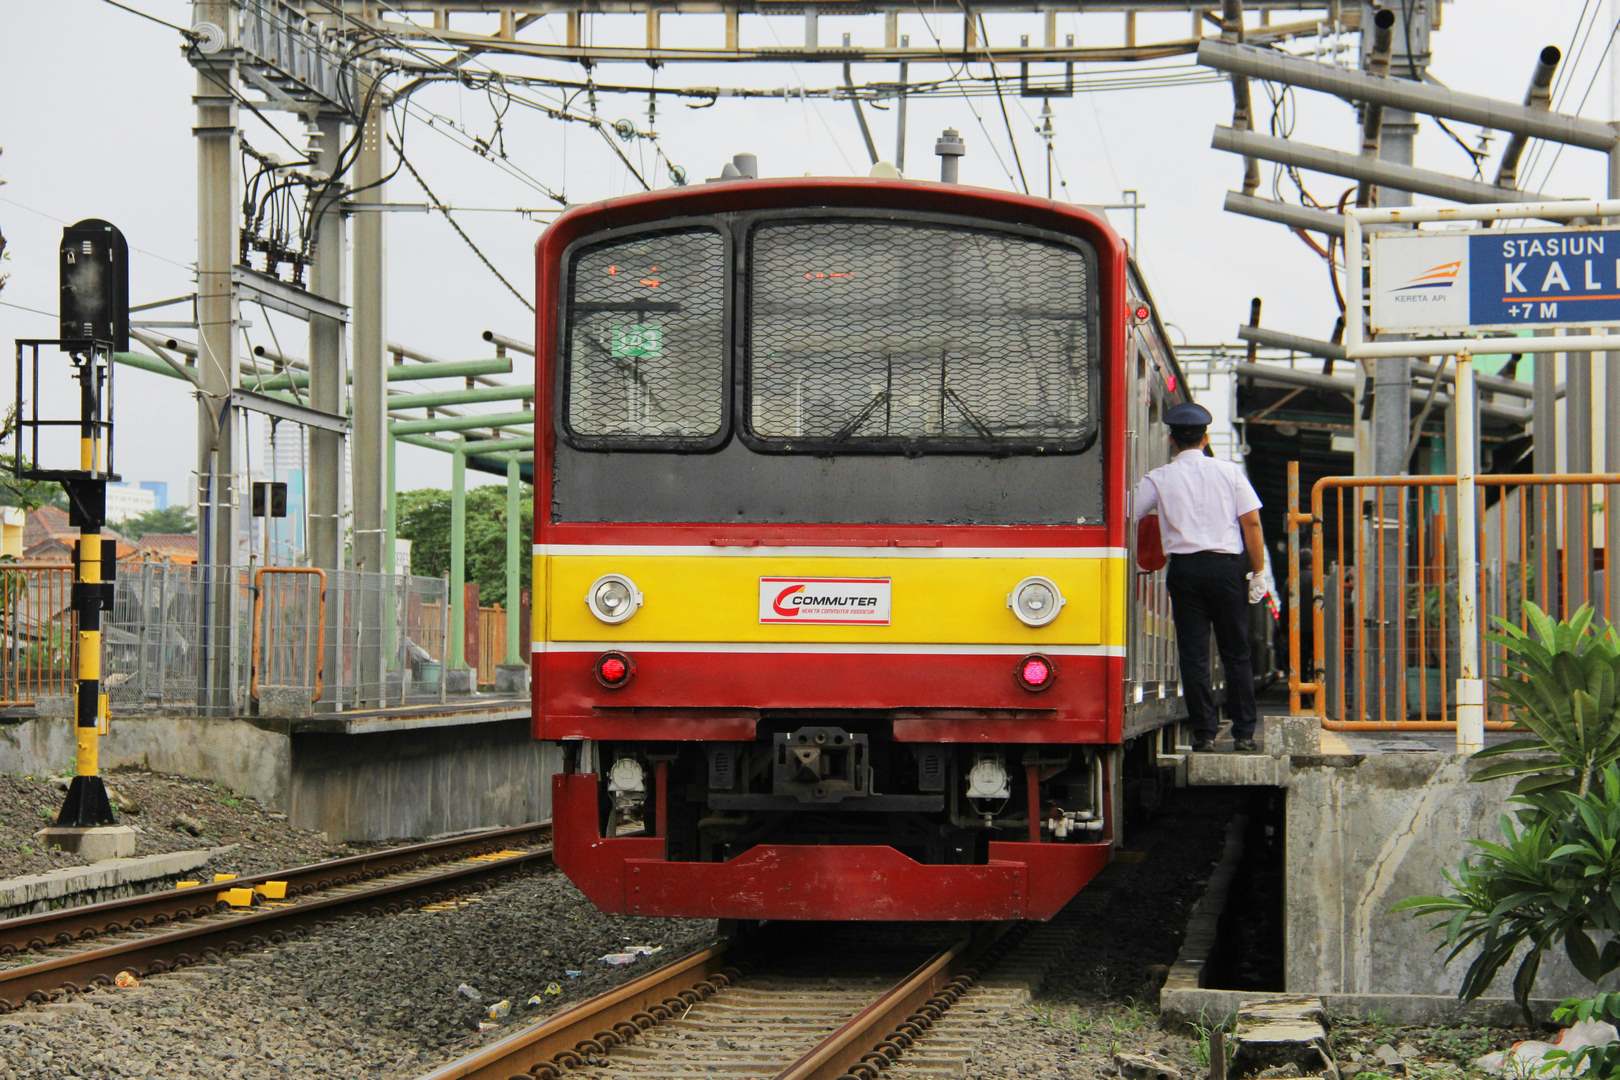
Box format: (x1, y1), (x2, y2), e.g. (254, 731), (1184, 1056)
(1370, 225), (1620, 335)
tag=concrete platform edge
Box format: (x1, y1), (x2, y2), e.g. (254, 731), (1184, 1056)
(0, 844), (236, 916)
(1162, 986), (1562, 1027)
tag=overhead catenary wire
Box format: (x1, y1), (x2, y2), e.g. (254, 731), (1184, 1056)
(972, 12), (1030, 195)
(389, 134), (534, 313)
(909, 2), (1019, 189)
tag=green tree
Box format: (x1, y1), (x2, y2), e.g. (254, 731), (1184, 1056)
(395, 483), (533, 606)
(119, 504), (197, 540)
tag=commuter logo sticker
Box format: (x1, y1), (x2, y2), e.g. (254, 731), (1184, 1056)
(759, 577), (891, 625)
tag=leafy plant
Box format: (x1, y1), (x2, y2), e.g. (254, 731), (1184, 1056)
(1190, 1015), (1234, 1071)
(1397, 768), (1620, 1019)
(1538, 991), (1620, 1077)
(1472, 604), (1620, 799)
(1395, 605), (1620, 1023)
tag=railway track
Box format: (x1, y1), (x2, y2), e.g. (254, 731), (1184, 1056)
(421, 923), (1023, 1080)
(0, 822), (551, 1012)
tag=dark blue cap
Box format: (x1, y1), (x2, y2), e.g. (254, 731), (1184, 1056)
(1164, 401), (1213, 427)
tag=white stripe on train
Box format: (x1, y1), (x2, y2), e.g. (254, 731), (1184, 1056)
(531, 641), (1127, 657)
(532, 544), (1128, 559)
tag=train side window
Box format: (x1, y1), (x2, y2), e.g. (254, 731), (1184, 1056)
(561, 227), (728, 449)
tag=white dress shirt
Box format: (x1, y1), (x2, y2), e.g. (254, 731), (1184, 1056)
(1132, 449), (1262, 556)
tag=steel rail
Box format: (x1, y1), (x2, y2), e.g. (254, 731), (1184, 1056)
(0, 842), (550, 1011)
(419, 927), (1004, 1080)
(775, 931), (987, 1080)
(0, 822), (549, 958)
(419, 941), (738, 1080)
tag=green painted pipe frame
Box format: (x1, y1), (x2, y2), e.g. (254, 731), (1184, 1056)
(248, 357), (512, 392)
(390, 411), (534, 436)
(386, 384), (535, 409)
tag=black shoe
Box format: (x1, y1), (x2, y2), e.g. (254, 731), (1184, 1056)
(1191, 738), (1215, 753)
(1233, 737), (1259, 753)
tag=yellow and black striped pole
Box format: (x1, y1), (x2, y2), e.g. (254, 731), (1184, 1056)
(54, 364), (114, 827)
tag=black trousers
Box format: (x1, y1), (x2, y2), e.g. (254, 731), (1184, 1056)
(1167, 551), (1258, 741)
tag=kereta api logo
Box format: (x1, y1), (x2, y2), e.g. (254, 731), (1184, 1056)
(1395, 260), (1461, 292)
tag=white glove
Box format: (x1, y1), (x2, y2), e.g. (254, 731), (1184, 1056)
(1246, 572), (1267, 605)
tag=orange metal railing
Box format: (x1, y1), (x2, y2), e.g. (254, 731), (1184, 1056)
(251, 567), (327, 703)
(0, 563), (76, 707)
(1287, 470), (1620, 731)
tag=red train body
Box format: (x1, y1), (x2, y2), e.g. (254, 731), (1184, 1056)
(531, 177), (1189, 921)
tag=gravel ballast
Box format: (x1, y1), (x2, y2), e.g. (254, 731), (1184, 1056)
(0, 865), (715, 1079)
(0, 769), (373, 882)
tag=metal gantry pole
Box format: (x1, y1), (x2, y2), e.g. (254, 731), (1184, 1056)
(193, 0), (241, 711)
(383, 433), (398, 677)
(1606, 114), (1620, 623)
(505, 457), (522, 669)
(307, 113), (346, 709)
(352, 77), (388, 705)
(1368, 0), (1429, 732)
(1454, 353), (1484, 754)
(448, 443), (468, 679)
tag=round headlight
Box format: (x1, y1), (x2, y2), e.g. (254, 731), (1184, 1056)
(1008, 576), (1065, 628)
(586, 574), (642, 624)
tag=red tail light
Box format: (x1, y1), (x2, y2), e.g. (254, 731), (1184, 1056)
(1016, 654), (1055, 692)
(596, 651), (634, 688)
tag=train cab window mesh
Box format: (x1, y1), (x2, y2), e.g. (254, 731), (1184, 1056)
(563, 229), (726, 445)
(747, 219), (1095, 452)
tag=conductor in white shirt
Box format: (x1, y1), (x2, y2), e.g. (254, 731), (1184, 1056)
(1132, 402), (1267, 753)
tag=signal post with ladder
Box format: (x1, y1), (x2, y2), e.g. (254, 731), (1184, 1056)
(13, 219), (133, 858)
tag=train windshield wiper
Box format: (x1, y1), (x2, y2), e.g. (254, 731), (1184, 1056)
(831, 391), (889, 443)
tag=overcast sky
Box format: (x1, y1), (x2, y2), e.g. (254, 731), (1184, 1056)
(0, 0), (1612, 501)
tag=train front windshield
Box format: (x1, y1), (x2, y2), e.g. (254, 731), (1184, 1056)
(556, 213), (1104, 526)
(563, 215), (1098, 450)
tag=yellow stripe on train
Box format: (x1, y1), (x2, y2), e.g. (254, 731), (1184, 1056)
(538, 555), (1126, 646)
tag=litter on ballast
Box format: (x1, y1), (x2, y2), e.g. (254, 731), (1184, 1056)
(565, 969), (583, 978)
(600, 952), (641, 965)
(455, 983), (482, 1002)
(1475, 1020), (1619, 1076)
(486, 999), (510, 1021)
(545, 982), (563, 996)
(625, 945), (663, 956)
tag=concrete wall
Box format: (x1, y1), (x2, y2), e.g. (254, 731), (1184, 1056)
(1285, 751), (1595, 999)
(288, 718), (559, 841)
(2, 713), (557, 843)
(0, 713), (291, 808)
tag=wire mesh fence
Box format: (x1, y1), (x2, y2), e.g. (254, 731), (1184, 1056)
(8, 561), (497, 717)
(106, 561), (253, 716)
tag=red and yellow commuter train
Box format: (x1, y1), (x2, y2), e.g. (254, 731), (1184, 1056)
(531, 174), (1191, 922)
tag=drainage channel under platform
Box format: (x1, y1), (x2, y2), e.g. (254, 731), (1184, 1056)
(1160, 787), (1287, 1026)
(1205, 790), (1285, 994)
